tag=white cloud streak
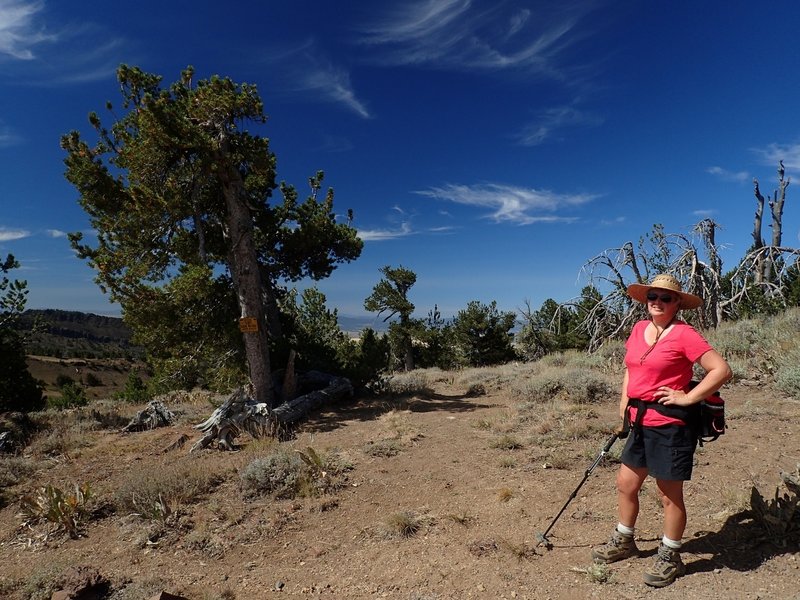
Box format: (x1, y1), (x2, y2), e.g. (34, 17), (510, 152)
(269, 39), (371, 119)
(416, 182), (597, 225)
(754, 142), (800, 171)
(517, 104), (603, 146)
(358, 221), (413, 241)
(0, 129), (20, 147)
(357, 0), (592, 75)
(299, 62), (371, 119)
(0, 0), (54, 60)
(707, 166), (750, 183)
(0, 2), (131, 86)
(0, 226), (30, 241)
(46, 228), (66, 238)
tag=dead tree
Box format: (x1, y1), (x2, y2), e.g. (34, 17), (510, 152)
(753, 161), (791, 283)
(576, 222), (723, 350)
(570, 163), (795, 348)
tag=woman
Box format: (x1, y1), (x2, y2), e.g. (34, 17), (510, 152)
(591, 274), (731, 587)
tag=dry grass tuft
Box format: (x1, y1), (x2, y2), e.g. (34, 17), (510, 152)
(445, 511), (476, 527)
(497, 487), (514, 502)
(499, 456), (517, 469)
(489, 434), (524, 450)
(499, 538), (537, 560)
(384, 510), (429, 538)
(115, 459), (225, 520)
(363, 438), (403, 457)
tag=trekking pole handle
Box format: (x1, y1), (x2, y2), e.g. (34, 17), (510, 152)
(602, 432), (619, 454)
(585, 432), (619, 477)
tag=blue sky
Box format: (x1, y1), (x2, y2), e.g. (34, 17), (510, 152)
(1, 1), (799, 323)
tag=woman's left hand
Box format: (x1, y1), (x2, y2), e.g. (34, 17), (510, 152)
(653, 386), (693, 406)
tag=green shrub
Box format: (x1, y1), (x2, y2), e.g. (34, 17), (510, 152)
(240, 446), (352, 499)
(84, 372), (102, 386)
(513, 368), (613, 404)
(775, 351), (800, 399)
(0, 334), (45, 413)
(0, 456), (35, 488)
(55, 374), (75, 388)
(0, 456), (36, 507)
(48, 382), (89, 410)
(115, 372), (151, 404)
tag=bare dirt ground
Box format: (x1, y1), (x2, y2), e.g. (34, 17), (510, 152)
(1, 369), (799, 600)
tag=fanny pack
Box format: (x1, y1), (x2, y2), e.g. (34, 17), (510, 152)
(626, 383), (725, 445)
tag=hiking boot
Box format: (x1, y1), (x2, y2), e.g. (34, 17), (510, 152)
(643, 542), (686, 587)
(591, 530), (638, 563)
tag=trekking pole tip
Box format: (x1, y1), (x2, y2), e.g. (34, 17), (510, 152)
(535, 532), (553, 550)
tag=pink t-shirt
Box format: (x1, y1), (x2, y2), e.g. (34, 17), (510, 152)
(624, 319), (713, 426)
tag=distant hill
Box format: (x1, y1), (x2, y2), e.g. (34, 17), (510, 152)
(16, 309), (143, 359)
(337, 314), (389, 335)
(14, 309), (385, 357)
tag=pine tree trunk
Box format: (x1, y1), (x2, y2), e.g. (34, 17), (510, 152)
(218, 149), (274, 409)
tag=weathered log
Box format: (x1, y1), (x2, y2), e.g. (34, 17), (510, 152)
(190, 372), (353, 452)
(272, 375), (353, 424)
(122, 400), (175, 433)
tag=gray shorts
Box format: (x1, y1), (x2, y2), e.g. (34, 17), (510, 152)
(621, 424), (697, 481)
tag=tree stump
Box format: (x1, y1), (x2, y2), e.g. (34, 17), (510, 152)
(122, 400), (175, 433)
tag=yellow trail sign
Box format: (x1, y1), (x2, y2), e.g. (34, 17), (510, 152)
(238, 317), (259, 333)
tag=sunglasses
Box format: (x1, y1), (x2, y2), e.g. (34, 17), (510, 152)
(646, 291), (675, 303)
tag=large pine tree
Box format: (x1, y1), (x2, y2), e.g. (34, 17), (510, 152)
(61, 66), (362, 406)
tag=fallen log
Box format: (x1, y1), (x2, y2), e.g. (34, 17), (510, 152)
(190, 371), (353, 452)
(272, 374), (353, 424)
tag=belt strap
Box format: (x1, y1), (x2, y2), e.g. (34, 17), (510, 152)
(626, 398), (699, 428)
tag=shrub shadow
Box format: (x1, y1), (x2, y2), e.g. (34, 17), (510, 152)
(301, 391), (496, 433)
(683, 509), (799, 574)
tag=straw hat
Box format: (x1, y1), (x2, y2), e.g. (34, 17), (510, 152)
(626, 274), (702, 309)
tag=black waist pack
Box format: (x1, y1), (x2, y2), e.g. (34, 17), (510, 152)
(626, 382), (725, 445)
(697, 389), (725, 442)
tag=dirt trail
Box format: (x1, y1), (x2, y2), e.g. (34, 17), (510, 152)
(1, 380), (799, 599)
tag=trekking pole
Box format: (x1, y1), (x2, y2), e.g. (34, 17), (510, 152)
(535, 431), (622, 550)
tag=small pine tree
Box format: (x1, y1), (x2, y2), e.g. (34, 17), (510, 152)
(0, 255), (44, 413)
(452, 300), (518, 367)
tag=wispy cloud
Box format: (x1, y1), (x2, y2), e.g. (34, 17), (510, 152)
(0, 2), (130, 85)
(707, 166), (750, 183)
(692, 209), (717, 218)
(45, 228), (66, 238)
(0, 226), (30, 241)
(517, 103), (603, 146)
(428, 225), (457, 234)
(599, 216), (625, 227)
(272, 39), (371, 119)
(299, 61), (371, 119)
(0, 125), (21, 147)
(358, 221), (413, 241)
(416, 182), (597, 225)
(357, 0), (594, 76)
(0, 0), (54, 60)
(753, 142), (800, 171)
